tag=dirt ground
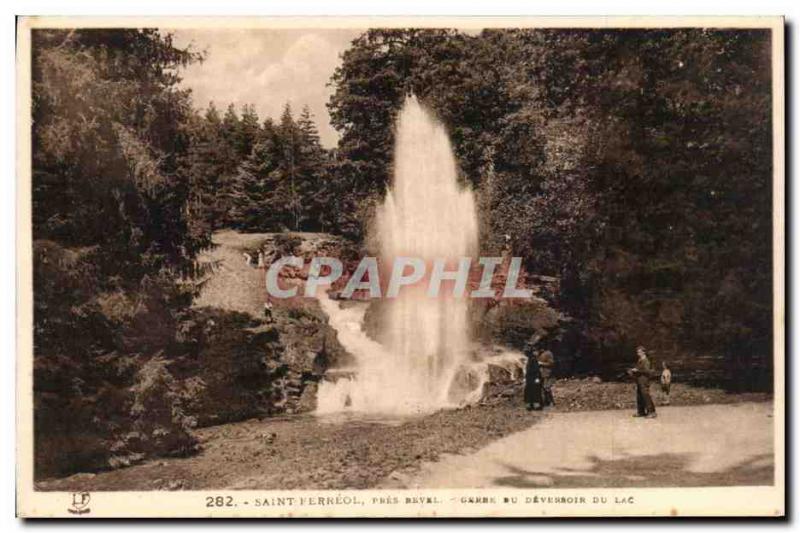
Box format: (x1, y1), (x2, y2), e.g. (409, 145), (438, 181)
(37, 380), (771, 491)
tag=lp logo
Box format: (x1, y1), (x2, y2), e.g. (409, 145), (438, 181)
(68, 492), (91, 515)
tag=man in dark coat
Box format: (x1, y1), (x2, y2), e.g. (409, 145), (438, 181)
(524, 344), (544, 411)
(628, 345), (657, 418)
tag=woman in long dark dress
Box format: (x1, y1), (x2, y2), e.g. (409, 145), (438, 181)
(524, 347), (544, 411)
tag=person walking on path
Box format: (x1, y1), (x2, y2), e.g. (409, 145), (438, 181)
(628, 345), (657, 418)
(660, 362), (672, 405)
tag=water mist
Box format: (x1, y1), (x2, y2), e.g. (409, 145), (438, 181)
(317, 96), (482, 415)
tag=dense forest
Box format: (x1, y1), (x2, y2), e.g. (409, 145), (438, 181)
(183, 101), (335, 233)
(31, 28), (773, 477)
(325, 28), (773, 388)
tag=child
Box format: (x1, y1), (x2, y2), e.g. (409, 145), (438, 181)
(660, 362), (672, 405)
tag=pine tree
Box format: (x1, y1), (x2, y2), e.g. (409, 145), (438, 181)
(180, 103), (240, 231)
(228, 140), (273, 230)
(220, 103), (333, 232)
(237, 104), (261, 159)
(204, 101), (221, 126)
(222, 103), (240, 139)
(296, 106), (331, 231)
(278, 103), (301, 231)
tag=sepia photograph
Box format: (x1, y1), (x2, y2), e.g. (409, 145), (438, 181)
(15, 16), (784, 518)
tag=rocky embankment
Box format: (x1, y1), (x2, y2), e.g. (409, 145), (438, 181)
(191, 230), (356, 416)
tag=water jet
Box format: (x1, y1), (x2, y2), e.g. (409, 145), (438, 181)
(316, 96), (522, 415)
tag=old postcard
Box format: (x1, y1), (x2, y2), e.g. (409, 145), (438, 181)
(16, 16), (784, 518)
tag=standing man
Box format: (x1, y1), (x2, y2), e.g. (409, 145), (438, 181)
(538, 350), (556, 407)
(628, 345), (657, 418)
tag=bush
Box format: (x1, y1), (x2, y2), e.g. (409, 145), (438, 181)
(124, 356), (198, 461)
(171, 308), (283, 426)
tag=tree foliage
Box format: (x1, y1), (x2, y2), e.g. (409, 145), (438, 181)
(32, 29), (210, 476)
(182, 98), (338, 234)
(327, 28), (773, 386)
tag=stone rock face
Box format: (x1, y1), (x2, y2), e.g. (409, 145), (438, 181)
(267, 301), (351, 415)
(487, 362), (516, 384)
(271, 235), (361, 413)
(473, 297), (562, 351)
(188, 231), (357, 421)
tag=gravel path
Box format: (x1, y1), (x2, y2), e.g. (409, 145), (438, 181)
(388, 402), (774, 489)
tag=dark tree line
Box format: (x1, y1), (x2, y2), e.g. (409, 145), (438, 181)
(181, 101), (337, 234)
(326, 28), (773, 386)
